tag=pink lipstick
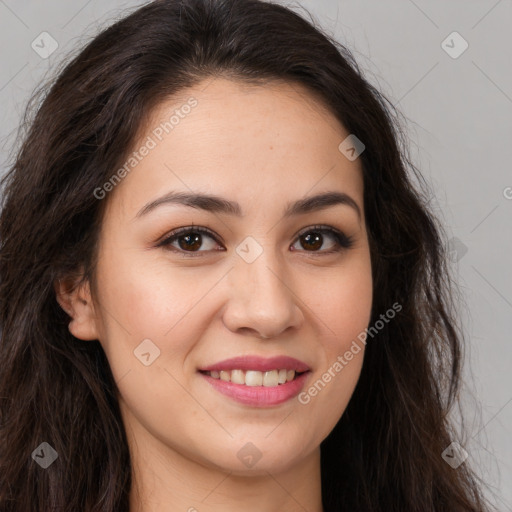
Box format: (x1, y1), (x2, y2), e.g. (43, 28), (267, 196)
(198, 355), (311, 407)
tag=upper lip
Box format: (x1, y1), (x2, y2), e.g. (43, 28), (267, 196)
(198, 355), (311, 373)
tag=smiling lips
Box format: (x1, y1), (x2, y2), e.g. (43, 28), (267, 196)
(198, 355), (311, 406)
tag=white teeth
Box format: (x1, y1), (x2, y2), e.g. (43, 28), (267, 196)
(205, 368), (300, 386)
(245, 370), (263, 387)
(231, 369), (245, 385)
(263, 370), (279, 387)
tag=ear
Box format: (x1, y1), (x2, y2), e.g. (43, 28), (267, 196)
(54, 275), (100, 341)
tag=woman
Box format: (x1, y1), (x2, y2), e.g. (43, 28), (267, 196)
(0, 0), (492, 510)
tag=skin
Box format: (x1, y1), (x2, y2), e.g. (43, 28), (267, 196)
(56, 77), (373, 512)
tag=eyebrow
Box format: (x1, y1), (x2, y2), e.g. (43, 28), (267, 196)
(135, 190), (361, 221)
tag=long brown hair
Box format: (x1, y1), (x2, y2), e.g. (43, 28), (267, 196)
(0, 0), (492, 510)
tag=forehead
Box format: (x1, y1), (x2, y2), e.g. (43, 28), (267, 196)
(107, 77), (364, 218)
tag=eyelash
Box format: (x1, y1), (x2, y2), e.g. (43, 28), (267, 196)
(157, 224), (355, 258)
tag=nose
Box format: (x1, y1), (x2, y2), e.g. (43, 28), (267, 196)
(221, 245), (304, 339)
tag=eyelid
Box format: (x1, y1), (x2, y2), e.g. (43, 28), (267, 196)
(156, 224), (219, 245)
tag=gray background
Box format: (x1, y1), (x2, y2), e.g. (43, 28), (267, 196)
(0, 0), (510, 509)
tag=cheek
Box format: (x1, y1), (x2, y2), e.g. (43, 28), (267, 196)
(93, 247), (223, 372)
(92, 252), (215, 434)
(294, 258), (372, 432)
(303, 255), (373, 346)
(98, 242), (199, 327)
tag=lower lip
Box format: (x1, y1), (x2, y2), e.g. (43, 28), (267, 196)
(199, 371), (310, 407)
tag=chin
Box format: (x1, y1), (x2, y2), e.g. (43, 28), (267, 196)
(198, 439), (313, 476)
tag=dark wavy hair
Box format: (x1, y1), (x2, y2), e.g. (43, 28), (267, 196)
(0, 0), (492, 510)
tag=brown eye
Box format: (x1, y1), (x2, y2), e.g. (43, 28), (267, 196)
(158, 226), (222, 256)
(176, 232), (202, 251)
(299, 232), (324, 251)
(291, 225), (354, 254)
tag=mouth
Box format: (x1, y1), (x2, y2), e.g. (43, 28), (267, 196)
(197, 355), (312, 406)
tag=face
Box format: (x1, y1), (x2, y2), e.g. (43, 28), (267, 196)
(70, 78), (372, 477)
